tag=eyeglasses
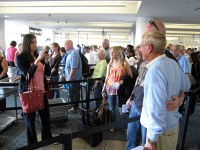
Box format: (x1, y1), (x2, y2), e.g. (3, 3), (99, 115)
(149, 20), (160, 31)
(138, 43), (147, 49)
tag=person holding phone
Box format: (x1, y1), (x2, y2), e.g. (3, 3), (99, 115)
(16, 34), (52, 144)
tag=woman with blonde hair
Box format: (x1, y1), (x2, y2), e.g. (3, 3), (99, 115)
(102, 46), (132, 132)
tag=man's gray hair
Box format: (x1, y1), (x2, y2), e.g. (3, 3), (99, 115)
(142, 32), (166, 53)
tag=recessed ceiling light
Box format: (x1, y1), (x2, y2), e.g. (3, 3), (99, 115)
(4, 15), (9, 18)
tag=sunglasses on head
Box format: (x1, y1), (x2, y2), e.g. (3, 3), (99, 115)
(149, 20), (160, 31)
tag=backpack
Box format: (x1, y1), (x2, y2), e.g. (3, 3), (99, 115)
(78, 52), (90, 78)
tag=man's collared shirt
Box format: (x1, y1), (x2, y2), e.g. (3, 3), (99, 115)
(177, 55), (191, 74)
(65, 49), (82, 80)
(140, 54), (191, 142)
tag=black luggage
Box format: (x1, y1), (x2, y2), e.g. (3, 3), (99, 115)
(77, 107), (103, 147)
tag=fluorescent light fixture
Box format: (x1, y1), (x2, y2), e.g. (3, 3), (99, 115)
(166, 37), (179, 41)
(0, 1), (141, 14)
(165, 23), (200, 29)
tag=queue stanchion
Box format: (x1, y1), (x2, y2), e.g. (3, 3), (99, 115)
(60, 133), (72, 150)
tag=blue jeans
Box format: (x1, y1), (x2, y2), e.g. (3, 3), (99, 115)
(107, 95), (128, 129)
(107, 95), (118, 122)
(126, 102), (146, 150)
(51, 75), (60, 98)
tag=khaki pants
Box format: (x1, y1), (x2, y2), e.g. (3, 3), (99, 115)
(156, 124), (179, 150)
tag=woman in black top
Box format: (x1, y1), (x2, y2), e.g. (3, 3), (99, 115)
(49, 42), (62, 98)
(189, 52), (200, 114)
(16, 34), (52, 144)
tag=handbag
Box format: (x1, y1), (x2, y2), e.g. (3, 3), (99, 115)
(19, 74), (44, 113)
(79, 107), (102, 126)
(98, 98), (110, 124)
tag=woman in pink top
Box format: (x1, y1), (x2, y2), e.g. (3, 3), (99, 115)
(102, 46), (132, 132)
(6, 40), (17, 67)
(16, 34), (53, 144)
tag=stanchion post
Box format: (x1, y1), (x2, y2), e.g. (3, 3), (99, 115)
(180, 94), (192, 150)
(86, 78), (90, 125)
(60, 133), (72, 150)
(86, 78), (90, 110)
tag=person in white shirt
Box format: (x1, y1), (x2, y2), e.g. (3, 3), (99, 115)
(92, 45), (99, 63)
(84, 46), (97, 73)
(125, 45), (136, 67)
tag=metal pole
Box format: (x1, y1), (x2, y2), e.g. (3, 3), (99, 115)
(61, 133), (72, 150)
(180, 95), (191, 150)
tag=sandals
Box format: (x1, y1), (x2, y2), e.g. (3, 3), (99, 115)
(109, 128), (115, 133)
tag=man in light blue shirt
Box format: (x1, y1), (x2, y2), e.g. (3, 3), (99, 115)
(172, 44), (191, 74)
(139, 32), (191, 150)
(64, 39), (82, 112)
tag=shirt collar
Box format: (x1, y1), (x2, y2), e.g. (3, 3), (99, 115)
(177, 55), (181, 60)
(146, 54), (166, 69)
(68, 49), (74, 54)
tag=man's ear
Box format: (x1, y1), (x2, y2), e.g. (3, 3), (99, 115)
(146, 44), (153, 54)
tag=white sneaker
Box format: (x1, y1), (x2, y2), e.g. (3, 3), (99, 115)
(68, 107), (76, 113)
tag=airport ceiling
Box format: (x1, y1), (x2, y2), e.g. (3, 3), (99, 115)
(0, 0), (200, 38)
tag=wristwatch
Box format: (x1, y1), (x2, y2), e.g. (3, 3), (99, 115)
(148, 138), (156, 144)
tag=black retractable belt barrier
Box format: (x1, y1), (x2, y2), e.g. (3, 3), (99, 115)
(15, 115), (140, 150)
(15, 133), (73, 150)
(73, 115), (140, 139)
(1, 78), (103, 111)
(177, 86), (200, 150)
(0, 82), (18, 86)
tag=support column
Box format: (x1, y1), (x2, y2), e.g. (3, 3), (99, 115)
(65, 33), (69, 39)
(0, 19), (6, 56)
(135, 17), (153, 46)
(130, 29), (135, 46)
(52, 31), (56, 42)
(77, 31), (80, 44)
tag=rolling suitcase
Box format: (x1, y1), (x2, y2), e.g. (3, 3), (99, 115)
(77, 107), (103, 147)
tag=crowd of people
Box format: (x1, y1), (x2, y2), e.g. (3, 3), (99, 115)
(0, 20), (200, 150)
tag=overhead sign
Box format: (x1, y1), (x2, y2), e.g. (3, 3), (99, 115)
(29, 27), (42, 35)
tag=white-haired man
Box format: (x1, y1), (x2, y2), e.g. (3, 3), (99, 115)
(140, 32), (190, 150)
